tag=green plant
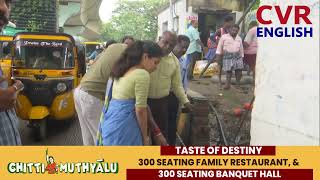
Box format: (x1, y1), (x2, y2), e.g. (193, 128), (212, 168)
(252, 0), (260, 10)
(13, 0), (52, 32)
(102, 0), (168, 41)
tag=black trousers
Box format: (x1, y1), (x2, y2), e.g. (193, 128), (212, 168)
(167, 92), (179, 145)
(148, 96), (169, 139)
(187, 51), (202, 80)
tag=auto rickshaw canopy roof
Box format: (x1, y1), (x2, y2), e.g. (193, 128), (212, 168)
(13, 32), (76, 45)
(83, 41), (101, 45)
(0, 35), (14, 42)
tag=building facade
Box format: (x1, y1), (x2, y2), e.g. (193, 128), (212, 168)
(157, 0), (244, 44)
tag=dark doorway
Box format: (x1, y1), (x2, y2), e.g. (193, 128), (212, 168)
(198, 12), (236, 46)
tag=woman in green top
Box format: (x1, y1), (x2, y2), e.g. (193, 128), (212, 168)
(99, 41), (162, 146)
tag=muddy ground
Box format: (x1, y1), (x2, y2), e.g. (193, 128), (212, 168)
(188, 74), (254, 146)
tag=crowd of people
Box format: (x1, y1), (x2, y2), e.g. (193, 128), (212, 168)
(74, 16), (257, 146)
(186, 16), (258, 90)
(0, 0), (257, 146)
(75, 31), (193, 146)
(86, 36), (135, 67)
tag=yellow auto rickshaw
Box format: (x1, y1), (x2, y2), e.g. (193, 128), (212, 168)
(11, 32), (86, 140)
(0, 35), (13, 83)
(83, 41), (102, 58)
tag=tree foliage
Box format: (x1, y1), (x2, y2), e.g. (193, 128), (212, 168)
(251, 0), (260, 10)
(102, 0), (168, 41)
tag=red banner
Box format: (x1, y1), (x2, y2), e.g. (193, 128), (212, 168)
(127, 169), (312, 180)
(161, 146), (276, 156)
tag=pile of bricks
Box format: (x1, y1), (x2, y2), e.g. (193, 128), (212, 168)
(187, 90), (210, 146)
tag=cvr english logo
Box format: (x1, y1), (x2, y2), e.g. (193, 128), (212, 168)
(256, 5), (313, 38)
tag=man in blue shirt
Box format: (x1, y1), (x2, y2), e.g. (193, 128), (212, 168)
(185, 20), (205, 80)
(88, 45), (103, 61)
(168, 35), (190, 145)
(175, 36), (190, 90)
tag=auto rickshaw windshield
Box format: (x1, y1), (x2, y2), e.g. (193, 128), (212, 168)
(85, 44), (99, 57)
(13, 40), (75, 70)
(0, 41), (10, 59)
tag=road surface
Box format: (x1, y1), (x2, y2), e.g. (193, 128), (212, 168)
(19, 117), (83, 145)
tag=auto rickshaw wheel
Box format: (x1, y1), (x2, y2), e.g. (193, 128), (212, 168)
(33, 120), (47, 141)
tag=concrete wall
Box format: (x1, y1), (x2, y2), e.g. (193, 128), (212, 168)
(158, 0), (193, 37)
(59, 2), (81, 27)
(250, 0), (319, 145)
(58, 2), (81, 36)
(64, 26), (83, 37)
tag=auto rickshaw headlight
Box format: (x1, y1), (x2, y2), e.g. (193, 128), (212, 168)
(56, 83), (67, 93)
